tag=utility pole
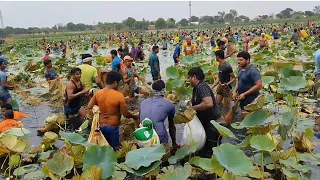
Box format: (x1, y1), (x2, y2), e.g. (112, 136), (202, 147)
(0, 9), (4, 28)
(189, 1), (191, 25)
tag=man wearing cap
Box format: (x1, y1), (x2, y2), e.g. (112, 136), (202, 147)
(0, 60), (14, 104)
(77, 54), (103, 90)
(139, 80), (178, 150)
(122, 56), (148, 96)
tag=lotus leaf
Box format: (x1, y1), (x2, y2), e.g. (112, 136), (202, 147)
(281, 110), (296, 126)
(80, 165), (102, 180)
(71, 145), (86, 167)
(236, 135), (252, 149)
(280, 76), (306, 91)
(211, 120), (237, 139)
(112, 170), (127, 180)
(9, 154), (20, 167)
(213, 143), (254, 176)
(13, 164), (39, 176)
(166, 66), (179, 79)
(168, 146), (190, 164)
(125, 145), (165, 170)
(38, 150), (54, 161)
(159, 163), (191, 180)
(24, 170), (46, 179)
(280, 157), (309, 173)
(5, 128), (31, 136)
(170, 78), (184, 88)
(241, 110), (269, 127)
(265, 95), (275, 103)
(47, 151), (74, 177)
(244, 95), (265, 111)
(252, 153), (273, 166)
(222, 170), (236, 180)
(262, 76), (275, 85)
(59, 130), (90, 147)
(182, 56), (197, 64)
(250, 135), (276, 152)
(0, 134), (27, 153)
(297, 153), (320, 165)
(83, 145), (117, 179)
(304, 128), (314, 141)
(124, 161), (162, 176)
(44, 132), (58, 142)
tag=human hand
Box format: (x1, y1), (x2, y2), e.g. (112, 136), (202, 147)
(158, 75), (162, 80)
(232, 92), (238, 101)
(238, 93), (246, 100)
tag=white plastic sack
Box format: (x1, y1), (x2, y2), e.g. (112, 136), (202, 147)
(182, 115), (206, 151)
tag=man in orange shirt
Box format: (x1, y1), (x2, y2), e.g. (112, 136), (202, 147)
(1, 104), (27, 120)
(87, 71), (139, 150)
(0, 110), (22, 133)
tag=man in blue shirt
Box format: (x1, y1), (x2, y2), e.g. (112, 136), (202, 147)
(233, 51), (262, 109)
(149, 46), (161, 81)
(315, 48), (320, 97)
(272, 29), (279, 40)
(111, 49), (123, 71)
(173, 40), (183, 64)
(139, 80), (178, 150)
(0, 60), (14, 104)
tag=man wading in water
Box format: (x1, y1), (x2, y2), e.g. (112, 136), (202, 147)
(188, 67), (225, 158)
(87, 71), (139, 150)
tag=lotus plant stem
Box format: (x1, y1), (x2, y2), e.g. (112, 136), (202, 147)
(260, 151), (264, 180)
(1, 153), (9, 170)
(15, 158), (22, 180)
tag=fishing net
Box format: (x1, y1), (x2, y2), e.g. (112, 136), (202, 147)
(88, 106), (109, 146)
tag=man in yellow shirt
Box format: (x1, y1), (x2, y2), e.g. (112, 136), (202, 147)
(174, 35), (180, 44)
(78, 54), (103, 90)
(184, 39), (195, 56)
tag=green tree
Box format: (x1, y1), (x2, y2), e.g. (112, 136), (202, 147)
(167, 18), (176, 24)
(199, 16), (214, 24)
(217, 11), (225, 23)
(280, 8), (294, 18)
(261, 15), (268, 20)
(123, 17), (136, 29)
(166, 22), (176, 28)
(304, 11), (315, 16)
(179, 18), (189, 26)
(313, 5), (320, 14)
(224, 13), (234, 23)
(230, 9), (238, 22)
(236, 15), (250, 23)
(276, 13), (284, 19)
(155, 18), (166, 29)
(66, 22), (76, 31)
(189, 15), (199, 22)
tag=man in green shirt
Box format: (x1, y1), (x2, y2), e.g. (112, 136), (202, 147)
(78, 54), (103, 90)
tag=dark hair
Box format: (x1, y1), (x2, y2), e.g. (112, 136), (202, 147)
(237, 51), (251, 60)
(4, 110), (14, 119)
(294, 28), (298, 33)
(118, 47), (123, 53)
(81, 53), (92, 60)
(215, 50), (225, 59)
(43, 60), (52, 66)
(70, 67), (82, 75)
(110, 49), (118, 56)
(0, 60), (5, 66)
(106, 71), (122, 84)
(152, 80), (165, 91)
(1, 104), (12, 110)
(152, 46), (159, 52)
(217, 40), (225, 47)
(188, 67), (205, 81)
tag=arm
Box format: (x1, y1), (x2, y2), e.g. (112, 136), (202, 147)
(154, 61), (160, 76)
(241, 80), (262, 97)
(119, 95), (139, 125)
(168, 107), (177, 147)
(93, 68), (103, 89)
(122, 69), (132, 84)
(87, 95), (97, 110)
(1, 76), (14, 89)
(66, 82), (87, 100)
(226, 72), (236, 86)
(192, 97), (214, 111)
(211, 77), (220, 89)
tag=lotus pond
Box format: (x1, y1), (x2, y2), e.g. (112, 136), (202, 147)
(0, 32), (320, 180)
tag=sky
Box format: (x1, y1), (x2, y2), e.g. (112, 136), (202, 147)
(0, 1), (319, 28)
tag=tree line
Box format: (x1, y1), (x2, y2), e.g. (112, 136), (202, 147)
(0, 6), (319, 38)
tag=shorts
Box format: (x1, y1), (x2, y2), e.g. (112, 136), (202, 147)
(0, 92), (11, 103)
(216, 85), (232, 97)
(100, 125), (120, 149)
(173, 54), (178, 64)
(163, 48), (167, 50)
(64, 104), (82, 117)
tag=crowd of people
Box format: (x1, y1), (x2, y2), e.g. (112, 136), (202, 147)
(0, 21), (320, 158)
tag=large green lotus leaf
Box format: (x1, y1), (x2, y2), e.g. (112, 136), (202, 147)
(112, 170), (127, 180)
(166, 66), (179, 79)
(9, 154), (20, 167)
(83, 145), (117, 179)
(213, 143), (254, 176)
(211, 155), (225, 176)
(47, 151), (74, 177)
(264, 95), (275, 103)
(44, 132), (58, 142)
(252, 153), (273, 166)
(182, 56), (197, 64)
(281, 110), (296, 126)
(123, 161), (162, 176)
(201, 64), (211, 73)
(305, 128), (314, 141)
(262, 76), (275, 85)
(0, 134), (27, 153)
(59, 131), (90, 147)
(280, 76), (306, 91)
(241, 110), (269, 128)
(280, 65), (303, 78)
(24, 170), (46, 179)
(38, 150), (54, 162)
(170, 78), (184, 88)
(297, 153), (320, 165)
(13, 164), (39, 176)
(168, 146), (190, 164)
(250, 135), (276, 152)
(244, 95), (265, 111)
(125, 145), (165, 170)
(5, 128), (31, 136)
(211, 120), (237, 139)
(71, 145), (86, 167)
(159, 163), (191, 180)
(236, 135), (252, 150)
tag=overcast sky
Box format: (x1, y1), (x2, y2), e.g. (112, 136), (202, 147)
(0, 1), (319, 28)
